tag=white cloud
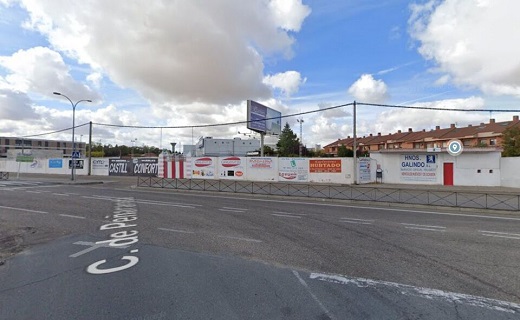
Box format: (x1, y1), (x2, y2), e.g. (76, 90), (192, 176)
(409, 0), (520, 96)
(263, 71), (306, 97)
(269, 0), (312, 32)
(317, 102), (351, 119)
(0, 89), (38, 120)
(370, 96), (487, 134)
(347, 74), (389, 103)
(17, 0), (310, 105)
(0, 46), (99, 101)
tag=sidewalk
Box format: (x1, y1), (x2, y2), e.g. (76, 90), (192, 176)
(5, 173), (137, 186)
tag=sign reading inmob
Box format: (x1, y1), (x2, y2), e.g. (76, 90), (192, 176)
(109, 158), (158, 176)
(400, 154), (437, 182)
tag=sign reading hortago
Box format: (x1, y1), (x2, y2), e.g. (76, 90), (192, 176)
(400, 154), (437, 182)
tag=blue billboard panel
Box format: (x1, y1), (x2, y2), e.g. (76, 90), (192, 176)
(49, 159), (63, 168)
(247, 100), (281, 135)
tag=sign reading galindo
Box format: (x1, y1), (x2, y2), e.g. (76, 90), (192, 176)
(400, 154), (437, 182)
(309, 159), (342, 173)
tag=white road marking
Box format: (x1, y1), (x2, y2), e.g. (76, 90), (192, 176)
(25, 191), (42, 194)
(405, 227), (446, 232)
(59, 214), (86, 219)
(53, 193), (70, 196)
(217, 235), (262, 243)
(0, 205), (48, 214)
(340, 217), (374, 225)
(222, 207), (248, 211)
(83, 195), (197, 208)
(293, 271), (337, 320)
(479, 230), (520, 240)
(70, 241), (128, 258)
(401, 223), (446, 229)
(310, 272), (520, 314)
(273, 211), (307, 216)
(219, 208), (247, 213)
(158, 227), (195, 234)
(271, 213), (302, 219)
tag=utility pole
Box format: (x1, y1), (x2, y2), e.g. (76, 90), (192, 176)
(297, 118), (304, 157)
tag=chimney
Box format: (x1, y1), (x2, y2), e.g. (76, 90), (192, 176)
(378, 132), (381, 136)
(347, 136), (351, 139)
(514, 115), (519, 121)
(435, 126), (440, 130)
(490, 119), (495, 124)
(480, 123), (485, 126)
(408, 128), (412, 132)
(398, 130), (402, 133)
(468, 124), (472, 127)
(369, 134), (373, 137)
(422, 129), (426, 132)
(450, 124), (455, 128)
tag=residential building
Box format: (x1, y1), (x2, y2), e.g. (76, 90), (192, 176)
(324, 116), (520, 156)
(0, 136), (87, 158)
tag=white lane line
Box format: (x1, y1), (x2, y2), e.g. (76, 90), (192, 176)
(405, 227), (446, 232)
(59, 214), (86, 219)
(53, 193), (70, 196)
(26, 191), (42, 194)
(310, 272), (520, 314)
(401, 223), (446, 229)
(82, 196), (197, 208)
(271, 213), (302, 219)
(340, 217), (374, 222)
(0, 205), (48, 214)
(273, 211), (307, 216)
(340, 220), (373, 225)
(219, 209), (247, 213)
(293, 271), (337, 320)
(222, 207), (248, 211)
(158, 227), (196, 234)
(218, 235), (262, 243)
(479, 230), (520, 240)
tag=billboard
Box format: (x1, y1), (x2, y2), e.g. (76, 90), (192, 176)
(278, 158), (308, 182)
(108, 158), (158, 176)
(246, 100), (282, 135)
(400, 154), (437, 182)
(218, 156), (245, 179)
(309, 159), (342, 173)
(191, 157), (216, 179)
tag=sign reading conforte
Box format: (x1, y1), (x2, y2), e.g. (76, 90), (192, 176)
(400, 154), (437, 182)
(87, 197), (140, 275)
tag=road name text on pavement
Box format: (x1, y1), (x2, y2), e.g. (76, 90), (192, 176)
(86, 197), (140, 275)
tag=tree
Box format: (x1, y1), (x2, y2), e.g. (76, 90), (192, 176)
(276, 123), (300, 157)
(502, 127), (520, 157)
(337, 145), (353, 157)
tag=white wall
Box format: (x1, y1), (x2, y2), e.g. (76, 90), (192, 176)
(0, 158), (88, 175)
(371, 152), (501, 186)
(500, 157), (520, 188)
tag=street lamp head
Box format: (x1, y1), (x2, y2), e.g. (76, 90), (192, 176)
(53, 92), (62, 96)
(86, 100), (92, 103)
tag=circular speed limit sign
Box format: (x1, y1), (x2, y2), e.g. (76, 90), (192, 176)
(447, 139), (463, 156)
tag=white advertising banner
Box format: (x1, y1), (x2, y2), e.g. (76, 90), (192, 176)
(191, 157), (216, 179)
(247, 157), (278, 181)
(400, 154), (438, 182)
(358, 158), (372, 183)
(218, 156), (246, 179)
(278, 158), (308, 182)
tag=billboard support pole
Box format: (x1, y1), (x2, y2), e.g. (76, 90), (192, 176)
(260, 133), (265, 157)
(88, 121), (92, 176)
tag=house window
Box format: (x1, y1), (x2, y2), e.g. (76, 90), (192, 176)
(57, 142), (61, 148)
(463, 140), (471, 146)
(490, 139), (496, 146)
(45, 141), (49, 147)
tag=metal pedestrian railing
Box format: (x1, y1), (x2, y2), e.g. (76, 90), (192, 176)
(137, 177), (520, 211)
(0, 172), (9, 180)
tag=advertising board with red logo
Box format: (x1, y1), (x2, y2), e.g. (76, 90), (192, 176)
(218, 156), (246, 179)
(278, 158), (308, 182)
(191, 157), (216, 179)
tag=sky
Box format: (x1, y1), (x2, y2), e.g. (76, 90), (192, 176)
(1, 0), (520, 152)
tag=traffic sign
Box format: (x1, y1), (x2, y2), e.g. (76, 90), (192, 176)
(72, 151), (81, 159)
(447, 139), (463, 156)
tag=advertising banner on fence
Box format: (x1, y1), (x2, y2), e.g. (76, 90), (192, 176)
(309, 159), (342, 173)
(278, 158), (308, 182)
(218, 156), (246, 179)
(400, 154), (437, 182)
(358, 158), (371, 183)
(108, 158), (158, 176)
(191, 157), (216, 179)
(247, 157), (277, 181)
(49, 159), (63, 169)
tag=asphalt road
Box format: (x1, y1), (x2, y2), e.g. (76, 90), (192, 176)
(1, 178), (520, 319)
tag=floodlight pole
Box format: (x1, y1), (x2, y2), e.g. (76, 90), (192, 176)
(353, 101), (357, 185)
(53, 92), (92, 181)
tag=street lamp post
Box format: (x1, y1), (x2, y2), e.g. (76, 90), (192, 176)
(53, 92), (92, 181)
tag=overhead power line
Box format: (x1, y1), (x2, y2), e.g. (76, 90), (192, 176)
(19, 122), (90, 138)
